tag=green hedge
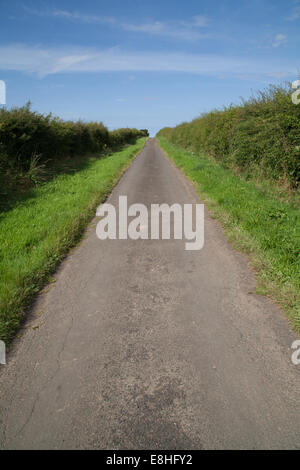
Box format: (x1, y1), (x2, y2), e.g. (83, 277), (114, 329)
(0, 102), (148, 172)
(157, 85), (300, 187)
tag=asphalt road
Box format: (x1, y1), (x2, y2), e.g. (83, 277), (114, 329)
(0, 138), (299, 449)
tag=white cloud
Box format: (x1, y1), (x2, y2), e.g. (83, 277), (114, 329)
(286, 5), (300, 21)
(0, 43), (295, 80)
(24, 7), (116, 25)
(122, 21), (208, 41)
(272, 33), (287, 48)
(192, 15), (210, 27)
(24, 7), (210, 42)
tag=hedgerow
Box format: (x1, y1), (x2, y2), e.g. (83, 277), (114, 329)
(158, 84), (300, 187)
(0, 102), (148, 174)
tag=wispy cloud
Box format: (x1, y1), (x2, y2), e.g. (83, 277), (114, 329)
(272, 33), (287, 48)
(23, 7), (211, 42)
(121, 21), (209, 41)
(23, 7), (116, 25)
(193, 15), (210, 27)
(286, 5), (300, 21)
(181, 15), (210, 28)
(0, 43), (295, 80)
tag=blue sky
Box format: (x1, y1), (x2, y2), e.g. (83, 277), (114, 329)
(1, 0), (300, 135)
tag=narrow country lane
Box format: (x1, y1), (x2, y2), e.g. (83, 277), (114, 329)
(0, 139), (299, 450)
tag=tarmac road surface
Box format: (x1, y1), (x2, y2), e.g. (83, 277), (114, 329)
(0, 138), (299, 449)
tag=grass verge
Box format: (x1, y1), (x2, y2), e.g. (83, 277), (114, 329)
(0, 138), (146, 343)
(158, 137), (300, 334)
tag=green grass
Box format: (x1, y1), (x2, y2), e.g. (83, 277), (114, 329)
(0, 138), (146, 343)
(158, 137), (300, 334)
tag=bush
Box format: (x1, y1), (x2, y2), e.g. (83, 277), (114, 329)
(0, 102), (147, 174)
(157, 84), (300, 187)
